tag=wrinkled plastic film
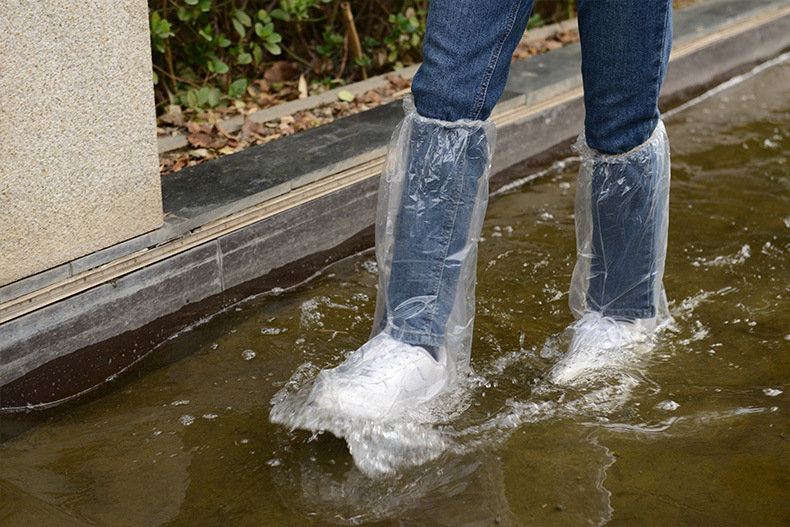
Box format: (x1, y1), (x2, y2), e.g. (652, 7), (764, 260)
(371, 95), (496, 378)
(569, 120), (671, 324)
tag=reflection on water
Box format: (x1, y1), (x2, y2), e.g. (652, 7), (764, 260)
(1, 58), (788, 526)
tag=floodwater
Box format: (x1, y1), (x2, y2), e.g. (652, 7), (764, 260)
(2, 58), (788, 526)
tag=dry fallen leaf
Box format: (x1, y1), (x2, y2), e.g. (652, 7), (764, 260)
(215, 123), (238, 142)
(298, 74), (308, 99)
(386, 73), (410, 91)
(189, 148), (212, 158)
(159, 105), (185, 127)
(362, 90), (381, 104)
(264, 61), (301, 83)
(241, 118), (267, 140)
(187, 131), (226, 149)
(539, 40), (563, 51)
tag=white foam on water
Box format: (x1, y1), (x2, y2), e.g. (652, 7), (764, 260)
(692, 243), (751, 267)
(655, 399), (680, 411)
(671, 286), (736, 320)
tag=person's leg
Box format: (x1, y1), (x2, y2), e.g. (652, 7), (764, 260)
(413, 0), (536, 122)
(375, 0), (535, 356)
(556, 0), (673, 384)
(308, 0), (535, 419)
(375, 107), (493, 355)
(570, 0), (673, 320)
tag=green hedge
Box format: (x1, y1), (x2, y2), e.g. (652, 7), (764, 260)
(149, 1), (575, 115)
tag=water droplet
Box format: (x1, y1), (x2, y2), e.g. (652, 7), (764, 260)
(260, 327), (287, 335)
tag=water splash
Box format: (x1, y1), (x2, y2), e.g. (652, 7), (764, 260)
(270, 333), (661, 479)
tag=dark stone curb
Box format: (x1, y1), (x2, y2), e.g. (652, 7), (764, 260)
(2, 0), (789, 412)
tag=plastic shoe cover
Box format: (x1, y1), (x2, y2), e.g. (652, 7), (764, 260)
(568, 120), (672, 324)
(549, 311), (655, 385)
(306, 333), (449, 420)
(370, 95), (496, 382)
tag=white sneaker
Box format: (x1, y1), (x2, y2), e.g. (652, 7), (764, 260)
(549, 311), (655, 385)
(307, 333), (448, 420)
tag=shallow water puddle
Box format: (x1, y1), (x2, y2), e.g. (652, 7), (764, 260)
(1, 59), (788, 526)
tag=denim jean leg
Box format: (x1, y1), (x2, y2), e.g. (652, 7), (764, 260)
(377, 0), (535, 349)
(578, 0), (672, 154)
(412, 0), (535, 121)
(577, 0), (672, 319)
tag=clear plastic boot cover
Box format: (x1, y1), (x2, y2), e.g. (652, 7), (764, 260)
(270, 96), (496, 475)
(568, 120), (672, 326)
(370, 95), (496, 381)
(550, 121), (673, 385)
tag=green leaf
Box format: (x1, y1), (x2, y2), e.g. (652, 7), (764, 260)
(218, 36), (232, 48)
(184, 0), (198, 5)
(256, 9), (271, 23)
(337, 90), (354, 102)
(270, 8), (290, 21)
(252, 44), (263, 64)
(152, 70), (159, 85)
(160, 20), (173, 37)
(213, 58), (229, 74)
(207, 87), (222, 107)
(198, 0), (211, 12)
(234, 10), (252, 26)
(229, 78), (248, 97)
(232, 18), (245, 37)
(265, 32), (282, 44)
(197, 86), (210, 106)
(237, 52), (252, 65)
(186, 90), (199, 108)
(263, 42), (281, 55)
(198, 27), (213, 41)
(254, 22), (264, 37)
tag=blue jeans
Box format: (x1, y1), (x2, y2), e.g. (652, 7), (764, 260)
(384, 0), (673, 347)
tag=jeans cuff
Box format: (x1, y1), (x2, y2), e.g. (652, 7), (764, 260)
(382, 324), (445, 349)
(598, 306), (657, 321)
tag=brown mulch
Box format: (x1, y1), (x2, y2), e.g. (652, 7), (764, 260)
(158, 26), (582, 176)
